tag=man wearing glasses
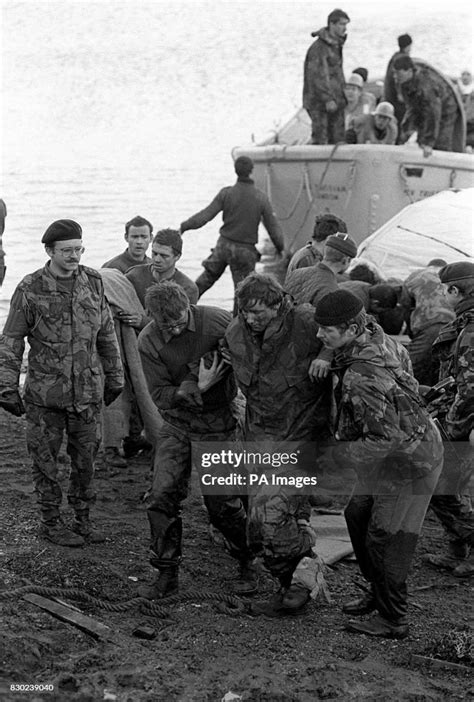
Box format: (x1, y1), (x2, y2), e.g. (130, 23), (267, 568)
(137, 280), (256, 600)
(0, 219), (124, 546)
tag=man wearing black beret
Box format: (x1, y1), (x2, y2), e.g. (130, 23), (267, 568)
(426, 261), (474, 577)
(0, 219), (124, 546)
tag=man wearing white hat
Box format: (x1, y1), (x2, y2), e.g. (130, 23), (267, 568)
(345, 101), (398, 145)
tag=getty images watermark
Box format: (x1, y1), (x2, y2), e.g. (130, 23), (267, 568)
(191, 441), (473, 496)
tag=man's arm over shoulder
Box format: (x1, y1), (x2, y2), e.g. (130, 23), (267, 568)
(180, 189), (226, 232)
(259, 192), (284, 253)
(90, 271), (124, 390)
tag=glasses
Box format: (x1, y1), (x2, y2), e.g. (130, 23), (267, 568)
(156, 315), (188, 332)
(55, 246), (85, 257)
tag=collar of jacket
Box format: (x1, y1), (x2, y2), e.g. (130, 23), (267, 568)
(455, 297), (474, 316)
(311, 26), (346, 47)
(237, 177), (254, 184)
(42, 261), (80, 291)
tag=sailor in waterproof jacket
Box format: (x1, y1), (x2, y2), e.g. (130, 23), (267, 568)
(0, 261), (124, 526)
(302, 26), (347, 144)
(322, 314), (443, 626)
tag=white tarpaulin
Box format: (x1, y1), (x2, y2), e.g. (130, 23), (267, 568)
(358, 188), (474, 280)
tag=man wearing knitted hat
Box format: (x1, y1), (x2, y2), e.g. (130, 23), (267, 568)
(0, 219), (124, 546)
(393, 55), (462, 155)
(314, 289), (443, 638)
(286, 213), (347, 274)
(425, 261), (474, 578)
(285, 231), (357, 307)
(384, 33), (412, 135)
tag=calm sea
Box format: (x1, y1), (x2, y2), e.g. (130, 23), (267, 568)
(1, 0), (473, 325)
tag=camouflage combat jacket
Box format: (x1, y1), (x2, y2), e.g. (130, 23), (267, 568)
(432, 299), (474, 440)
(400, 266), (455, 336)
(303, 27), (347, 111)
(0, 263), (123, 412)
(333, 321), (440, 478)
(399, 65), (459, 148)
(225, 296), (331, 441)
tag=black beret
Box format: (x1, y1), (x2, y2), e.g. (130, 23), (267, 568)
(314, 290), (363, 326)
(41, 219), (82, 245)
(325, 232), (358, 258)
(438, 261), (474, 284)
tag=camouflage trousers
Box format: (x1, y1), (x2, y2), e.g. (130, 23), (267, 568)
(145, 421), (251, 564)
(345, 441), (443, 623)
(306, 105), (345, 145)
(248, 479), (313, 581)
(26, 403), (101, 523)
(196, 236), (260, 312)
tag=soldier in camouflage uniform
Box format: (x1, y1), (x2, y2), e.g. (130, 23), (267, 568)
(224, 273), (332, 615)
(315, 290), (443, 638)
(400, 259), (455, 386)
(426, 262), (474, 578)
(393, 55), (463, 155)
(286, 213), (347, 275)
(303, 9), (350, 144)
(0, 220), (124, 546)
(137, 281), (255, 600)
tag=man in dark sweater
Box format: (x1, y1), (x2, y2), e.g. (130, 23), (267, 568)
(180, 157), (284, 310)
(102, 215), (153, 273)
(137, 281), (256, 599)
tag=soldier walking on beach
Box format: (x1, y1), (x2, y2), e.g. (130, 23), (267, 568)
(180, 156), (284, 312)
(137, 281), (256, 599)
(0, 220), (124, 546)
(303, 8), (350, 145)
(314, 290), (443, 638)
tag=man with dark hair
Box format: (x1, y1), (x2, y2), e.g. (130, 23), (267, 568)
(286, 213), (347, 274)
(125, 229), (198, 313)
(102, 215), (153, 273)
(384, 33), (412, 135)
(224, 272), (332, 615)
(137, 281), (256, 599)
(400, 259), (455, 386)
(314, 289), (443, 638)
(303, 8), (350, 144)
(0, 220), (124, 546)
(393, 56), (462, 155)
(285, 232), (357, 306)
(180, 157), (284, 310)
(426, 261), (474, 578)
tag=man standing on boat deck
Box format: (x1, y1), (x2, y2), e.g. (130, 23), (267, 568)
(102, 215), (153, 273)
(180, 156), (284, 313)
(303, 8), (350, 145)
(384, 33), (412, 138)
(0, 219), (124, 547)
(393, 56), (463, 155)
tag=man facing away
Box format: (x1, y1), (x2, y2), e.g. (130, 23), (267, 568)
(102, 215), (153, 273)
(314, 290), (443, 638)
(384, 33), (412, 136)
(137, 281), (256, 599)
(224, 273), (332, 615)
(286, 213), (347, 274)
(303, 8), (350, 145)
(0, 220), (124, 546)
(180, 156), (284, 310)
(393, 55), (462, 156)
(285, 232), (357, 307)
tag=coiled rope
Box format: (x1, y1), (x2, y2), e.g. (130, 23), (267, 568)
(0, 585), (247, 618)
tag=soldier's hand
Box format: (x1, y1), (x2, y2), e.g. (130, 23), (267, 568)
(0, 390), (25, 417)
(326, 100), (338, 114)
(103, 385), (123, 407)
(308, 358), (330, 381)
(177, 380), (203, 408)
(422, 145), (433, 158)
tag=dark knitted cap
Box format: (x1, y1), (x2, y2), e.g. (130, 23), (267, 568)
(41, 219), (82, 245)
(439, 261), (474, 284)
(393, 55), (414, 71)
(234, 156), (254, 177)
(353, 67), (368, 82)
(153, 228), (182, 254)
(313, 213), (347, 242)
(397, 33), (412, 50)
(325, 232), (357, 258)
(314, 290), (363, 326)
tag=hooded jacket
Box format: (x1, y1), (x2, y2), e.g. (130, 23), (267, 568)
(303, 27), (347, 111)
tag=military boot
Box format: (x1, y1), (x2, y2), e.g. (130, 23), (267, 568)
(232, 558), (259, 595)
(140, 514), (182, 599)
(137, 567), (179, 600)
(40, 519), (85, 547)
(72, 510), (106, 543)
